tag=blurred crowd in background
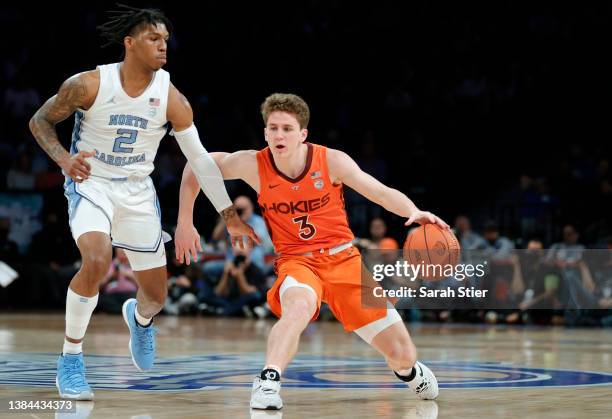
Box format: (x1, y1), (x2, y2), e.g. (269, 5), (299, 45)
(1, 3), (610, 326)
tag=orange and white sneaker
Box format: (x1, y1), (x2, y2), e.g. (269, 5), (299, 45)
(396, 361), (439, 400)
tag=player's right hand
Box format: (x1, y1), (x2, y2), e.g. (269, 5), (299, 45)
(405, 210), (450, 230)
(174, 223), (202, 265)
(60, 150), (95, 183)
(226, 217), (261, 250)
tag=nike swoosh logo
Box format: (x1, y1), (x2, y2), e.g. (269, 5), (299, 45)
(269, 184), (280, 189)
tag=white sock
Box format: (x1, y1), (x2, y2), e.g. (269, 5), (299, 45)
(63, 288), (98, 355)
(396, 362), (418, 382)
(135, 305), (152, 327)
(63, 339), (83, 355)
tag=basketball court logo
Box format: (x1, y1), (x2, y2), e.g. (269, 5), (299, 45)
(0, 353), (610, 391)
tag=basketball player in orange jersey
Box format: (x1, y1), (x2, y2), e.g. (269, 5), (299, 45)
(175, 93), (449, 410)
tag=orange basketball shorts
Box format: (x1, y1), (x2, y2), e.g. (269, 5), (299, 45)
(267, 246), (388, 332)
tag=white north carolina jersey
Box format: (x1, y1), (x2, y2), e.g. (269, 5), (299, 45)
(70, 62), (170, 179)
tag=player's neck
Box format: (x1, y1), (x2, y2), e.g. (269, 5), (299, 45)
(272, 143), (309, 179)
(119, 58), (155, 97)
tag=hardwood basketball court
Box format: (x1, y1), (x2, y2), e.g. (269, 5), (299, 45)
(0, 314), (610, 418)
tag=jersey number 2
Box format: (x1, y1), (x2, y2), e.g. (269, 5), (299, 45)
(113, 129), (138, 153)
(292, 215), (316, 240)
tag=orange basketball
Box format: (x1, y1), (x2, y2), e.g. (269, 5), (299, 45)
(403, 224), (461, 280)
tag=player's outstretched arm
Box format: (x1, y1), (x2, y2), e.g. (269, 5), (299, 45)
(29, 72), (98, 183)
(168, 85), (260, 262)
(327, 148), (449, 228)
(175, 163), (205, 265)
(174, 150), (260, 264)
(175, 157), (227, 264)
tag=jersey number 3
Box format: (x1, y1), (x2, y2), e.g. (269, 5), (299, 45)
(113, 128), (138, 153)
(292, 215), (316, 240)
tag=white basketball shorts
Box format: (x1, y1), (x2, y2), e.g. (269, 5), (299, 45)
(64, 175), (167, 271)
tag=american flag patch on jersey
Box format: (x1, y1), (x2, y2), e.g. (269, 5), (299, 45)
(149, 97), (160, 107)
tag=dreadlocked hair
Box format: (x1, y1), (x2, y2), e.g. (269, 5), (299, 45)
(97, 4), (173, 48)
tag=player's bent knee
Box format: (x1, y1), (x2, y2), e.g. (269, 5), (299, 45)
(281, 295), (317, 322)
(81, 254), (111, 279)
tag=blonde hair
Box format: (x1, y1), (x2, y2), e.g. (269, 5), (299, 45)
(260, 93), (310, 129)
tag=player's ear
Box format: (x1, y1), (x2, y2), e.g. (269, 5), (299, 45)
(301, 128), (308, 142)
(124, 36), (134, 50)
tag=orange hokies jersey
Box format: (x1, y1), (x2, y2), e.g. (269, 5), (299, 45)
(256, 143), (355, 255)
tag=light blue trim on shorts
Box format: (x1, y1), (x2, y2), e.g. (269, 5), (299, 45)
(111, 185), (163, 253)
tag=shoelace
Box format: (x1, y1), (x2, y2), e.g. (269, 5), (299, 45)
(136, 326), (158, 354)
(63, 358), (88, 389)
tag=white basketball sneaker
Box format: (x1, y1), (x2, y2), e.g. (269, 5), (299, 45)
(396, 361), (439, 400)
(250, 370), (283, 410)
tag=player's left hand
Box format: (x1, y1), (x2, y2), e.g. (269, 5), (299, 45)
(226, 217), (262, 249)
(405, 210), (450, 230)
(174, 222), (202, 265)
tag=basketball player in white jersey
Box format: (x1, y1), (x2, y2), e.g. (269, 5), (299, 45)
(29, 5), (259, 400)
